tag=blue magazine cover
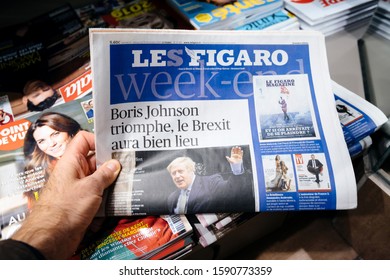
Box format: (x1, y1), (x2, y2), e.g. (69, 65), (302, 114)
(235, 9), (298, 30)
(166, 0), (283, 29)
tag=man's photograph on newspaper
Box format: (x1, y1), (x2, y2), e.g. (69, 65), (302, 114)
(105, 145), (256, 215)
(293, 152), (331, 192)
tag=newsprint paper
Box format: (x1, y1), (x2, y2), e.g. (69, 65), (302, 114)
(90, 29), (357, 216)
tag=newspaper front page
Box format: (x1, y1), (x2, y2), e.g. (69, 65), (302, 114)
(90, 29), (357, 216)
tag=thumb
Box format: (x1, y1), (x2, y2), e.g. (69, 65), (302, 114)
(90, 159), (121, 190)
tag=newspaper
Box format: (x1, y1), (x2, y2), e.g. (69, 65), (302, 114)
(90, 28), (357, 216)
(332, 80), (388, 148)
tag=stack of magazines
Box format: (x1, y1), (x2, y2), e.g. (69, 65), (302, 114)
(165, 0), (284, 29)
(71, 215), (194, 260)
(366, 0), (390, 40)
(75, 0), (189, 30)
(284, 0), (378, 36)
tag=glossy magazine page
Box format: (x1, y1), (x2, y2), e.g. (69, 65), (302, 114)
(165, 0), (283, 29)
(71, 215), (193, 260)
(0, 93), (94, 239)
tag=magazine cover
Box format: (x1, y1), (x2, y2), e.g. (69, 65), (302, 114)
(0, 93), (94, 239)
(284, 0), (377, 25)
(99, 0), (175, 29)
(0, 96), (15, 126)
(0, 62), (92, 121)
(263, 154), (296, 193)
(90, 29), (357, 215)
(160, 238), (194, 259)
(166, 0), (283, 29)
(293, 152), (331, 194)
(71, 215), (193, 260)
(253, 74), (318, 141)
(235, 9), (298, 31)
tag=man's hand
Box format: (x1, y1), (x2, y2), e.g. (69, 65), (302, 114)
(12, 131), (121, 259)
(226, 146), (243, 164)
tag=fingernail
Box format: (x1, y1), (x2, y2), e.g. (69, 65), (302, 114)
(106, 160), (120, 172)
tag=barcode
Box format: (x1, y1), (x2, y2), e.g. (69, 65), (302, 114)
(165, 215), (185, 234)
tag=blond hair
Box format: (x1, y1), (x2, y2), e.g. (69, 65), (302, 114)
(167, 157), (196, 173)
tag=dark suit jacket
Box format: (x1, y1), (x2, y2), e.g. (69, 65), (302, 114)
(307, 159), (323, 173)
(167, 172), (254, 214)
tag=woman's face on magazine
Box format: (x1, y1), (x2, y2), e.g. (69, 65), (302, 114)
(33, 125), (72, 158)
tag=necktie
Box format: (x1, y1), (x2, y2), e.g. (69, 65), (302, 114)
(177, 190), (189, 213)
(312, 160), (316, 168)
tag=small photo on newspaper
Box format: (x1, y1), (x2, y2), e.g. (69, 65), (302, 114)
(262, 154), (296, 193)
(253, 74), (318, 141)
(335, 99), (363, 126)
(293, 153), (331, 191)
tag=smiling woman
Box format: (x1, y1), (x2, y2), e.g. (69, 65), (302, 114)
(23, 112), (82, 208)
(33, 126), (72, 158)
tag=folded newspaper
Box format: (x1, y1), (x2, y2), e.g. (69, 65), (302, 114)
(332, 80), (388, 148)
(332, 80), (388, 159)
(90, 28), (357, 216)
